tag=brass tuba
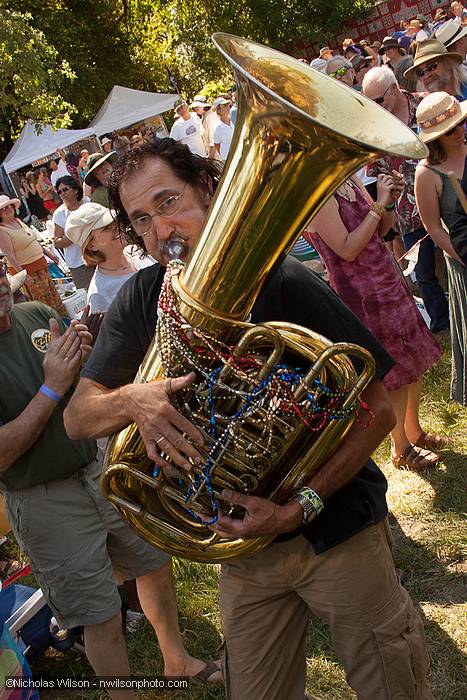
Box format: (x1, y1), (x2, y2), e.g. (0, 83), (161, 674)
(101, 34), (427, 562)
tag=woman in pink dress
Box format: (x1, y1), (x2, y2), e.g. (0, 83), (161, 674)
(305, 172), (445, 470)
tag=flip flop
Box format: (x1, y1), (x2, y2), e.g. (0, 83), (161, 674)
(414, 431), (451, 452)
(166, 659), (223, 685)
(192, 659), (223, 683)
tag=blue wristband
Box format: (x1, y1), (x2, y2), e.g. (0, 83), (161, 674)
(39, 384), (62, 403)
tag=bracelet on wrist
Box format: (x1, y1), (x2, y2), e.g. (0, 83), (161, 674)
(39, 384), (62, 403)
(384, 202), (396, 211)
(289, 486), (324, 525)
(368, 210), (382, 222)
(371, 202), (386, 218)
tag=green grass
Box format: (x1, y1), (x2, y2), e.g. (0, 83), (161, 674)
(4, 341), (466, 699)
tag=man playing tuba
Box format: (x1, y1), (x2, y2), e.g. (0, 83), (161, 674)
(65, 138), (434, 700)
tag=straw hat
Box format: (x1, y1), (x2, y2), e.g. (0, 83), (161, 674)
(416, 91), (467, 142)
(434, 8), (448, 23)
(403, 39), (463, 80)
(0, 252), (27, 293)
(83, 151), (117, 186)
(9, 270), (27, 293)
(435, 19), (467, 49)
(0, 194), (20, 212)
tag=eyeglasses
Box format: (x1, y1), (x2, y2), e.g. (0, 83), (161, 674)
(57, 186), (72, 195)
(127, 184), (188, 237)
(445, 117), (466, 136)
(329, 66), (351, 79)
(415, 62), (439, 78)
(373, 85), (393, 105)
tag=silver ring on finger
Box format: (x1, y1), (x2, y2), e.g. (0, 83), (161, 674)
(156, 436), (165, 445)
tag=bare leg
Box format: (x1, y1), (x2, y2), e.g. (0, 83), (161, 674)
(136, 560), (222, 681)
(84, 611), (135, 700)
(124, 579), (142, 612)
(404, 378), (424, 443)
(387, 385), (411, 457)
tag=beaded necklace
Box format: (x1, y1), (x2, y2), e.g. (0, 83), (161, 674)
(155, 260), (371, 526)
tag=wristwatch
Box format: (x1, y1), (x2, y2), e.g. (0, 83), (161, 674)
(290, 487), (324, 526)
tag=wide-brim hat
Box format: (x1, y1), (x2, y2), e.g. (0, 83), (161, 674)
(434, 9), (448, 22)
(378, 37), (403, 55)
(8, 270), (27, 293)
(212, 97), (231, 109)
(0, 194), (21, 212)
(309, 58), (327, 72)
(435, 19), (467, 49)
(350, 53), (372, 71)
(370, 40), (382, 50)
(319, 46), (331, 57)
(101, 137), (112, 146)
(416, 91), (467, 142)
(403, 39), (463, 80)
(65, 202), (116, 251)
(83, 151), (117, 186)
(189, 100), (211, 109)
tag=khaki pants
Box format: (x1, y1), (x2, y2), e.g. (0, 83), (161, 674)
(220, 521), (434, 700)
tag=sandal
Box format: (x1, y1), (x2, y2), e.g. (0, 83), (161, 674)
(0, 559), (21, 577)
(414, 431), (451, 452)
(391, 445), (440, 471)
(166, 659), (223, 685)
(192, 659), (223, 684)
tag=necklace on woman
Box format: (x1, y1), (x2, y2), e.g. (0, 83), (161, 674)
(99, 262), (132, 272)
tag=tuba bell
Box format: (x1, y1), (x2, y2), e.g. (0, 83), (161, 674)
(101, 34), (427, 563)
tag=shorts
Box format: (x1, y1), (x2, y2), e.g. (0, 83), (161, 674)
(4, 456), (171, 629)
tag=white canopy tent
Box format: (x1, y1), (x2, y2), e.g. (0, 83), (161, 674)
(2, 120), (96, 174)
(89, 85), (178, 135)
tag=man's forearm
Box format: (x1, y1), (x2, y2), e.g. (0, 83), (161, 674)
(305, 380), (395, 501)
(0, 393), (58, 471)
(64, 379), (134, 439)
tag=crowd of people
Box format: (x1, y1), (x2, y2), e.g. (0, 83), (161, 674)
(0, 6), (466, 700)
(303, 5), (467, 408)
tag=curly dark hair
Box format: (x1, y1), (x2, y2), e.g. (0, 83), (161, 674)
(55, 175), (83, 201)
(108, 137), (223, 252)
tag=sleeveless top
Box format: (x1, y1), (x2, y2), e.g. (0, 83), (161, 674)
(306, 181), (441, 392)
(0, 220), (44, 265)
(425, 165), (459, 232)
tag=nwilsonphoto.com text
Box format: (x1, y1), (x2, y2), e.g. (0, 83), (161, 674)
(6, 676), (189, 691)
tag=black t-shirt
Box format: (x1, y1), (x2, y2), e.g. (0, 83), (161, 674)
(83, 256), (395, 553)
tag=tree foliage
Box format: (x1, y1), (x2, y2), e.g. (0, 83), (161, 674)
(0, 7), (76, 150)
(1, 0), (372, 144)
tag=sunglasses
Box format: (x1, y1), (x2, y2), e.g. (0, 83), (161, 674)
(329, 66), (350, 79)
(374, 85), (392, 104)
(57, 186), (72, 194)
(445, 117), (466, 136)
(415, 62), (439, 78)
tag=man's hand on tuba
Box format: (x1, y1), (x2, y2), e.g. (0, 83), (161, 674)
(209, 489), (303, 539)
(126, 372), (205, 473)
